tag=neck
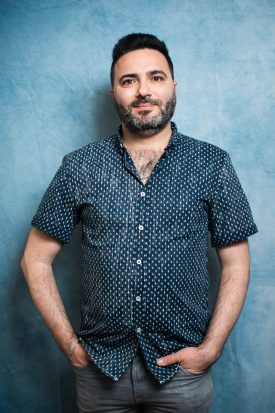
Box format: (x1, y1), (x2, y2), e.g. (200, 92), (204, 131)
(121, 122), (173, 152)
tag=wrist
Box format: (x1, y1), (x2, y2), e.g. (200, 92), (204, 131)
(68, 340), (90, 368)
(198, 342), (221, 364)
(67, 338), (80, 360)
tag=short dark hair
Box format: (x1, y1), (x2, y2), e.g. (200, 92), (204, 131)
(110, 33), (174, 86)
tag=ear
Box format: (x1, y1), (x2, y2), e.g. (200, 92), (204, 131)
(174, 80), (177, 88)
(109, 87), (114, 95)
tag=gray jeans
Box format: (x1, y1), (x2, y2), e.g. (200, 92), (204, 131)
(73, 349), (213, 413)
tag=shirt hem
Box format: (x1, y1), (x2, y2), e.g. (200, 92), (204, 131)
(78, 336), (138, 382)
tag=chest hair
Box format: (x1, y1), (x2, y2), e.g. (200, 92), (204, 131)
(127, 148), (164, 184)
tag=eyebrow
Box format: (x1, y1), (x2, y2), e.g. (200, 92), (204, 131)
(118, 69), (168, 83)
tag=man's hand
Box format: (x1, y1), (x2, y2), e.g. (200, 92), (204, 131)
(69, 342), (91, 368)
(156, 345), (218, 374)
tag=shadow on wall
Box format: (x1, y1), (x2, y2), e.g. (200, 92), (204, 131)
(92, 84), (121, 140)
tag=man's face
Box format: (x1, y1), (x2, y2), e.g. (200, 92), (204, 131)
(110, 48), (177, 136)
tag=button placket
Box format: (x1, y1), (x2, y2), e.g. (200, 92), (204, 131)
(132, 187), (148, 335)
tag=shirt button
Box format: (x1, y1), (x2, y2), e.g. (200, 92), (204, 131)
(136, 327), (142, 333)
(139, 225), (144, 231)
(136, 296), (141, 302)
(140, 192), (145, 197)
(137, 259), (142, 265)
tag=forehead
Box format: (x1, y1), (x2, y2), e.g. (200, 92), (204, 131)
(114, 48), (171, 78)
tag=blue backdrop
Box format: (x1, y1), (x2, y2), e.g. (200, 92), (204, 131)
(1, 1), (274, 412)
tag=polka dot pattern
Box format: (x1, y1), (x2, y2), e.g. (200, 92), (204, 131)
(31, 122), (258, 384)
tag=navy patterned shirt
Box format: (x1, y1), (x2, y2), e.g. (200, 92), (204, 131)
(31, 122), (258, 384)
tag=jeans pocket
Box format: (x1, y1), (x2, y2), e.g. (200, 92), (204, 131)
(178, 364), (208, 376)
(72, 362), (91, 372)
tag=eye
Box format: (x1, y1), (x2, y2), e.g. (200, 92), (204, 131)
(152, 76), (164, 82)
(121, 78), (135, 86)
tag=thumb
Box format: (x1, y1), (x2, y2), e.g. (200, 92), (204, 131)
(156, 352), (180, 367)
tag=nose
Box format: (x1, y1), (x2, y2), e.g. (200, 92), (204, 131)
(135, 79), (151, 98)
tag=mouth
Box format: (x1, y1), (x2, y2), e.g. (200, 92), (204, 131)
(134, 103), (155, 110)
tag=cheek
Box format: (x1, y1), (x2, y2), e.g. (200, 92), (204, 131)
(161, 87), (175, 101)
(114, 88), (136, 107)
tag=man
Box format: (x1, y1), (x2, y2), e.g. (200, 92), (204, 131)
(21, 33), (258, 413)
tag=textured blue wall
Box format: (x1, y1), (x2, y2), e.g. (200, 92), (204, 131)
(1, 1), (274, 412)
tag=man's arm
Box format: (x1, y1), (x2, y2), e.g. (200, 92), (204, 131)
(21, 228), (90, 367)
(156, 239), (250, 372)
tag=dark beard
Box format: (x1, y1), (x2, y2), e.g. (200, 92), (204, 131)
(114, 92), (176, 137)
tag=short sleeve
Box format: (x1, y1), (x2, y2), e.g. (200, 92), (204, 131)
(31, 156), (80, 244)
(208, 153), (258, 247)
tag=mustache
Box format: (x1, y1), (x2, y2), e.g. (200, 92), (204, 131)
(130, 97), (162, 108)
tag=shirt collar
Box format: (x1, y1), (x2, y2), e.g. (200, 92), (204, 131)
(115, 121), (180, 155)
